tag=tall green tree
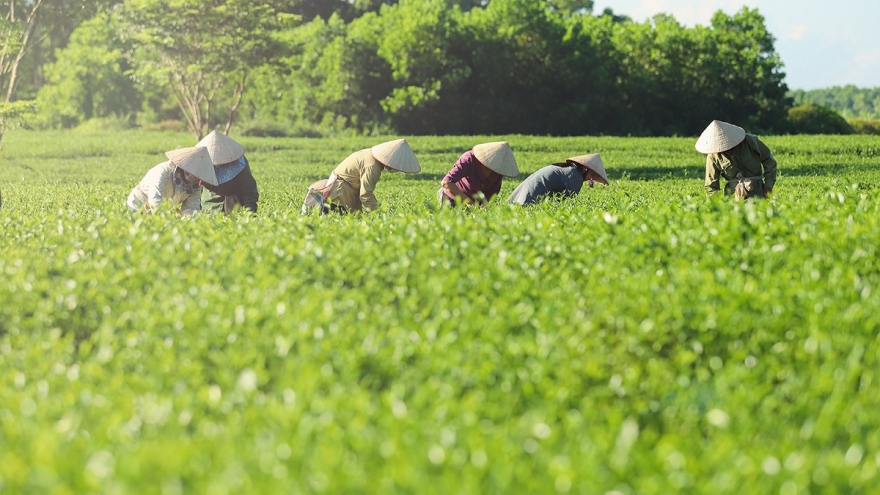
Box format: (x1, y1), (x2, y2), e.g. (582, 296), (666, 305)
(0, 0), (120, 102)
(36, 11), (140, 128)
(610, 14), (714, 135)
(235, 0), (792, 136)
(0, 0), (47, 103)
(374, 0), (468, 132)
(433, 0), (566, 134)
(706, 7), (789, 132)
(548, 12), (620, 134)
(609, 7), (789, 135)
(262, 12), (393, 131)
(446, 0), (613, 134)
(121, 0), (295, 139)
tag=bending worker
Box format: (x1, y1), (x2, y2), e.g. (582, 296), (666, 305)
(508, 153), (608, 205)
(696, 120), (777, 200)
(197, 131), (260, 213)
(307, 138), (421, 214)
(127, 146), (217, 216)
(439, 141), (519, 206)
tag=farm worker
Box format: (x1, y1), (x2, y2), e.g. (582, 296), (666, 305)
(306, 138), (421, 214)
(197, 131), (260, 214)
(696, 120), (778, 200)
(508, 154), (609, 205)
(126, 146), (217, 216)
(439, 141), (519, 206)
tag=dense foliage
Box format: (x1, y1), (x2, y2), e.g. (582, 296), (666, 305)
(0, 0), (121, 103)
(122, 0), (295, 139)
(292, 0), (582, 22)
(33, 13), (140, 130)
(786, 103), (854, 135)
(29, 0), (792, 136)
(849, 119), (880, 135)
(2, 130), (880, 493)
(238, 0), (791, 136)
(790, 85), (880, 121)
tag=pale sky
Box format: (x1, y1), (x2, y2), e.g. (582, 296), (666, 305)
(592, 0), (880, 90)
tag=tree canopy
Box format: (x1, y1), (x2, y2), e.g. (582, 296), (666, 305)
(790, 85), (880, 121)
(120, 0), (295, 139)
(32, 0), (798, 136)
(248, 1), (790, 136)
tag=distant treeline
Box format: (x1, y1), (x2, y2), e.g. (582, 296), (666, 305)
(6, 0), (801, 137)
(789, 86), (880, 121)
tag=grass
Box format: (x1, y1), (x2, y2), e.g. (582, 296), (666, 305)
(1, 130), (879, 494)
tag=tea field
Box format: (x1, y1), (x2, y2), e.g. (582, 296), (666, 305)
(1, 130), (880, 494)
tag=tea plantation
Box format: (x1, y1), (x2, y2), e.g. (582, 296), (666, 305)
(1, 130), (879, 494)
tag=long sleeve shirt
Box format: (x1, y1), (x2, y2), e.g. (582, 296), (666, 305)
(201, 159), (259, 213)
(508, 165), (584, 205)
(127, 161), (202, 216)
(705, 134), (778, 196)
(442, 150), (503, 204)
(327, 149), (384, 212)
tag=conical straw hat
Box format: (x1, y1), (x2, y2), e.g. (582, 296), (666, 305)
(371, 138), (421, 173)
(566, 153), (609, 185)
(695, 120), (746, 154)
(473, 141), (519, 177)
(197, 130), (245, 165)
(165, 146), (218, 186)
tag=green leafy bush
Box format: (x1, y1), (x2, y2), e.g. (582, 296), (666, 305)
(239, 120), (330, 139)
(849, 118), (880, 135)
(787, 103), (854, 134)
(239, 120), (293, 138)
(139, 119), (189, 133)
(73, 116), (137, 133)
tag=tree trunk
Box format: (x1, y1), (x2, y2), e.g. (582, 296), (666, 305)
(223, 74), (247, 135)
(0, 0), (16, 81)
(5, 0), (45, 102)
(168, 71), (202, 140)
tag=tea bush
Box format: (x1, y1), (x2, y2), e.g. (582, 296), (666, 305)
(1, 131), (879, 494)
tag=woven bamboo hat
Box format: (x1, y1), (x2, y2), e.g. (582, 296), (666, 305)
(371, 138), (421, 173)
(564, 153), (608, 185)
(695, 120), (746, 154)
(165, 146), (218, 186)
(473, 141), (519, 177)
(197, 130), (245, 165)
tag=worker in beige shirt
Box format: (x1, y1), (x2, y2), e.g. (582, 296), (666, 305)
(321, 139), (421, 213)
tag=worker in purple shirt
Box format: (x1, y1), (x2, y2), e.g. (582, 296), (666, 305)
(508, 154), (609, 205)
(438, 141), (519, 206)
